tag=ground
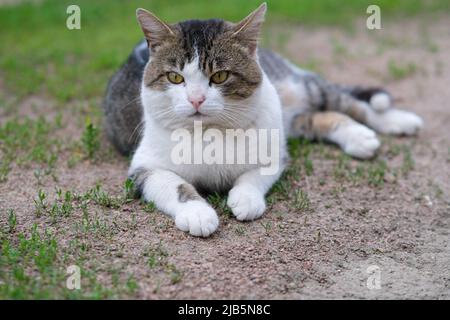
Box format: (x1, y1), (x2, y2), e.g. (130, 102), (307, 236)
(0, 1), (449, 299)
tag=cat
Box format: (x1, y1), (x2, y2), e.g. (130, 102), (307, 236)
(103, 3), (423, 237)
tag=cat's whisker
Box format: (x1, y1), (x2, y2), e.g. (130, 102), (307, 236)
(128, 119), (145, 143)
(117, 96), (141, 111)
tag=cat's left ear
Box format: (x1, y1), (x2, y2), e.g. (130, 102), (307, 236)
(136, 8), (175, 50)
(231, 2), (267, 56)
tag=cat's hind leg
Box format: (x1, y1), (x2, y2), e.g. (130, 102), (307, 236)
(323, 86), (423, 136)
(290, 111), (380, 159)
(295, 75), (423, 135)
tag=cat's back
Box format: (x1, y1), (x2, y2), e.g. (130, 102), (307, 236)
(258, 48), (311, 83)
(103, 41), (149, 156)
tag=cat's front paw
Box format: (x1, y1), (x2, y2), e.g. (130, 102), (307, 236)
(227, 185), (266, 221)
(369, 109), (423, 135)
(175, 201), (219, 237)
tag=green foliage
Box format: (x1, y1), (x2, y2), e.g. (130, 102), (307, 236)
(207, 192), (233, 217)
(388, 60), (418, 80)
(81, 118), (100, 160)
(293, 189), (310, 211)
(7, 209), (17, 233)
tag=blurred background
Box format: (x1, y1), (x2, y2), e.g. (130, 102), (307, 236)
(0, 0), (449, 299)
(0, 0), (448, 103)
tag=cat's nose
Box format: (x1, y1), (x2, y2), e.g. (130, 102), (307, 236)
(188, 95), (206, 110)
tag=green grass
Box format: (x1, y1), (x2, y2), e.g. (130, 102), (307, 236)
(387, 60), (418, 80)
(293, 189), (310, 211)
(0, 224), (114, 299)
(81, 118), (100, 160)
(333, 152), (389, 187)
(0, 180), (173, 298)
(0, 0), (448, 101)
(207, 192), (233, 217)
(7, 209), (17, 233)
(0, 116), (61, 182)
(143, 241), (183, 284)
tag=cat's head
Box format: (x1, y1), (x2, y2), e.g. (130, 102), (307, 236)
(136, 3), (267, 129)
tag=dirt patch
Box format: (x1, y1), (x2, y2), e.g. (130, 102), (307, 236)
(1, 16), (449, 299)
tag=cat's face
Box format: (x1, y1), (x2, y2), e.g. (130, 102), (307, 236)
(137, 4), (266, 129)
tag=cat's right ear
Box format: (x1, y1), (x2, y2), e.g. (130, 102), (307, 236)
(136, 8), (174, 50)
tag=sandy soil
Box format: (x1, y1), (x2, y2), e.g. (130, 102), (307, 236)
(1, 16), (449, 299)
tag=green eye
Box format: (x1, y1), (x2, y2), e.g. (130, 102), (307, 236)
(167, 72), (184, 84)
(211, 71), (229, 84)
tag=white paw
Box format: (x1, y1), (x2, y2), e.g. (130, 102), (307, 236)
(227, 185), (266, 221)
(175, 201), (219, 237)
(370, 92), (391, 112)
(369, 109), (423, 135)
(330, 123), (380, 159)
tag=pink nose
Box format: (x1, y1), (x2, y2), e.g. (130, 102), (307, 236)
(188, 95), (206, 110)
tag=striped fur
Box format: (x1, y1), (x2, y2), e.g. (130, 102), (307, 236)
(103, 42), (392, 156)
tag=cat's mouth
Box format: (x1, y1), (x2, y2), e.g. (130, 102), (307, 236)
(189, 112), (207, 118)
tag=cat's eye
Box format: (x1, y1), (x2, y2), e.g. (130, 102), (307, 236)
(167, 72), (184, 84)
(210, 71), (229, 84)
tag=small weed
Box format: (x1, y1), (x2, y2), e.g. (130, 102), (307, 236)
(142, 242), (183, 285)
(368, 160), (387, 187)
(125, 276), (139, 294)
(401, 147), (414, 176)
(260, 221), (272, 235)
(293, 189), (310, 211)
(34, 189), (47, 217)
(167, 264), (184, 284)
(207, 192), (232, 217)
(145, 242), (169, 269)
(84, 183), (121, 209)
(49, 190), (75, 222)
(0, 160), (11, 183)
(34, 189), (76, 222)
(333, 154), (351, 180)
(235, 225), (247, 236)
(388, 60), (417, 80)
(81, 118), (100, 160)
(304, 157), (314, 176)
(123, 178), (135, 202)
(7, 209), (17, 233)
(288, 138), (314, 176)
(142, 201), (157, 213)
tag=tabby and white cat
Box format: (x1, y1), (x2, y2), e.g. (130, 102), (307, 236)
(103, 3), (423, 237)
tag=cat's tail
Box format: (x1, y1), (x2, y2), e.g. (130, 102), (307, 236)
(344, 86), (392, 113)
(299, 72), (394, 114)
(259, 48), (393, 113)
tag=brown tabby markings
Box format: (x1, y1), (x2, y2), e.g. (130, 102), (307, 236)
(312, 112), (351, 136)
(292, 111), (351, 139)
(177, 183), (202, 202)
(347, 103), (368, 124)
(142, 20), (262, 100)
